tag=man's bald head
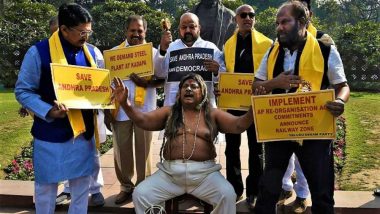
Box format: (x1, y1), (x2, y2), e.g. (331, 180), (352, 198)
(179, 12), (201, 47)
(235, 4), (254, 15)
(180, 12), (200, 26)
(235, 4), (256, 36)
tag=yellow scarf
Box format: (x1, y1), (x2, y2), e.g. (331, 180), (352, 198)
(49, 31), (100, 147)
(267, 32), (324, 92)
(307, 23), (317, 38)
(111, 40), (151, 119)
(224, 29), (272, 74)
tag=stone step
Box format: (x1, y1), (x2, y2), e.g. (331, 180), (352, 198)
(0, 180), (34, 208)
(1, 180), (380, 214)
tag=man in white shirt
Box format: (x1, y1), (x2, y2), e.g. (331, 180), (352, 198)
(104, 15), (164, 204)
(279, 1), (335, 213)
(252, 2), (349, 213)
(155, 12), (226, 108)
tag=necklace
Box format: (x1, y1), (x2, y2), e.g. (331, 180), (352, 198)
(182, 107), (202, 162)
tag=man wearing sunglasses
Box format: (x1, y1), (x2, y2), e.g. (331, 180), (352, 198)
(223, 4), (273, 210)
(15, 3), (103, 213)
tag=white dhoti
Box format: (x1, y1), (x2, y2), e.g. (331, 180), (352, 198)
(133, 160), (236, 214)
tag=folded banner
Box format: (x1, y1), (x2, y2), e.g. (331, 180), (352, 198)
(104, 42), (153, 80)
(218, 73), (254, 110)
(251, 90), (336, 142)
(168, 47), (213, 82)
(51, 63), (114, 109)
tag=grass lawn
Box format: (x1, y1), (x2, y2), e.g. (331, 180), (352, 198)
(0, 89), (33, 179)
(339, 92), (380, 190)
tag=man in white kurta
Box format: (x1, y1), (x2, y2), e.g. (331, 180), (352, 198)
(104, 15), (164, 204)
(154, 12), (226, 108)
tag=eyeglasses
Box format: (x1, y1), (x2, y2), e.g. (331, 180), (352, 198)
(239, 12), (255, 19)
(70, 27), (93, 37)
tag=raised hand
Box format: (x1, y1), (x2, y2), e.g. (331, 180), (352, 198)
(160, 31), (172, 52)
(111, 77), (129, 105)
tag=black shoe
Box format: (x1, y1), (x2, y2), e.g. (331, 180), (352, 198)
(246, 195), (257, 210)
(91, 192), (105, 207)
(115, 191), (133, 204)
(374, 188), (380, 197)
(292, 197), (307, 213)
(56, 192), (71, 205)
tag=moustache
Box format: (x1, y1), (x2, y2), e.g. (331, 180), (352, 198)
(131, 36), (142, 41)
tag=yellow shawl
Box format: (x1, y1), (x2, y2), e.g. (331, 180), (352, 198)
(49, 30), (100, 146)
(224, 29), (272, 74)
(267, 31), (324, 92)
(307, 23), (317, 38)
(111, 40), (151, 119)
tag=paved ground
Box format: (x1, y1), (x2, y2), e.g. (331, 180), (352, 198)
(1, 131), (380, 213)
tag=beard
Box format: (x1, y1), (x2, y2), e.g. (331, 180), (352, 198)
(181, 32), (198, 44)
(277, 22), (302, 48)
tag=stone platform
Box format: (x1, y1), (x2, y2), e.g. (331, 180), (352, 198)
(1, 131), (379, 213)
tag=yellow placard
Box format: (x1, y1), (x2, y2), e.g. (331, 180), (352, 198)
(104, 42), (154, 80)
(218, 73), (254, 110)
(251, 90), (336, 142)
(51, 63), (114, 109)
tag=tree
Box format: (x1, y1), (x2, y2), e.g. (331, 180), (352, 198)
(144, 0), (194, 18)
(0, 0), (4, 16)
(255, 7), (277, 40)
(90, 0), (171, 49)
(222, 0), (244, 11)
(33, 0), (74, 8)
(335, 21), (380, 90)
(0, 0), (56, 87)
(245, 0), (285, 11)
(338, 0), (380, 23)
(316, 0), (380, 27)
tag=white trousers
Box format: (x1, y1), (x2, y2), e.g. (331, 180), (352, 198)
(35, 175), (90, 214)
(282, 153), (310, 199)
(133, 160), (236, 214)
(63, 150), (103, 194)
